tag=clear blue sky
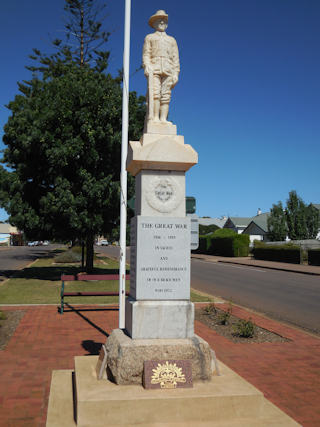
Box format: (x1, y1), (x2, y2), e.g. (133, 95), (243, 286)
(1, 0), (319, 222)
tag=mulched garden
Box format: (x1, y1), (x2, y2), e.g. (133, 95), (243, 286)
(195, 304), (290, 343)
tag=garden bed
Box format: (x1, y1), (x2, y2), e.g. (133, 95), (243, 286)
(195, 305), (290, 343)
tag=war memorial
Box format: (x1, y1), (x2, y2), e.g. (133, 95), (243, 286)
(46, 10), (298, 426)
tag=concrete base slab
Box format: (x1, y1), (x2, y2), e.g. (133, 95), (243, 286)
(46, 370), (75, 427)
(46, 357), (299, 427)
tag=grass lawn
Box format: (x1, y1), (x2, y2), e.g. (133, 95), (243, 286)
(0, 252), (213, 305)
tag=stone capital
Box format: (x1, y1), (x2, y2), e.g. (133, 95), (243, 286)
(126, 134), (198, 176)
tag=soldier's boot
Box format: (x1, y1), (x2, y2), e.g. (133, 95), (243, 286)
(160, 104), (170, 123)
(153, 100), (160, 122)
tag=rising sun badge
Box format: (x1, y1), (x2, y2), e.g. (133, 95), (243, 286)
(151, 361), (186, 389)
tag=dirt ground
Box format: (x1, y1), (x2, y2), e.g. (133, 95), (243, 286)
(0, 310), (25, 350)
(195, 306), (290, 343)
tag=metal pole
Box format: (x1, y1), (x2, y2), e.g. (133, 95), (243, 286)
(119, 0), (131, 329)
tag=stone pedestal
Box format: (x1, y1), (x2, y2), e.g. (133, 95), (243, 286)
(126, 134), (197, 176)
(107, 127), (210, 384)
(106, 329), (212, 385)
(125, 299), (194, 339)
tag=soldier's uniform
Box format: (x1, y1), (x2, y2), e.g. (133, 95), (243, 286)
(143, 31), (180, 105)
(142, 31), (180, 104)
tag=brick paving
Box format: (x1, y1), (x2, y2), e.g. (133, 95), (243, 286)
(0, 303), (319, 427)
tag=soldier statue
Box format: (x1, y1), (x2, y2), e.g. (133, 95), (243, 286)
(143, 10), (180, 124)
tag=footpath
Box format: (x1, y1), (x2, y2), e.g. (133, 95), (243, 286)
(0, 256), (320, 426)
(0, 302), (319, 426)
(191, 253), (320, 276)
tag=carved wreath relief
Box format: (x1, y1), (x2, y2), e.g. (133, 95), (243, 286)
(146, 176), (182, 213)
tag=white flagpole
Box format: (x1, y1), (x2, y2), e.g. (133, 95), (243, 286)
(119, 0), (131, 329)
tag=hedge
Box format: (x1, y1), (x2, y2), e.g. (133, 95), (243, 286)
(252, 243), (301, 264)
(308, 249), (320, 266)
(196, 234), (214, 254)
(209, 234), (250, 257)
(194, 229), (250, 257)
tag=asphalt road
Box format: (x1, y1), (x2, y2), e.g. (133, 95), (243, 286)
(191, 258), (320, 335)
(97, 245), (320, 336)
(0, 245), (63, 280)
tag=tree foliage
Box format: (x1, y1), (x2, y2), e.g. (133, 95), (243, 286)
(267, 201), (287, 241)
(267, 191), (320, 241)
(199, 224), (220, 235)
(25, 0), (110, 81)
(285, 191), (308, 240)
(0, 0), (146, 270)
(305, 203), (320, 239)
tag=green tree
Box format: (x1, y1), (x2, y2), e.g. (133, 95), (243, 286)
(199, 224), (220, 235)
(0, 1), (145, 271)
(267, 201), (287, 241)
(26, 0), (110, 79)
(285, 191), (308, 240)
(305, 203), (320, 239)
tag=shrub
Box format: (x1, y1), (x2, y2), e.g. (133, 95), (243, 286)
(0, 311), (7, 321)
(194, 233), (214, 254)
(212, 228), (237, 238)
(308, 249), (320, 266)
(203, 302), (216, 315)
(208, 230), (250, 257)
(69, 245), (99, 260)
(233, 318), (256, 338)
(233, 234), (250, 256)
(197, 235), (210, 253)
(54, 250), (81, 263)
(199, 224), (220, 235)
(252, 242), (300, 264)
(218, 302), (233, 325)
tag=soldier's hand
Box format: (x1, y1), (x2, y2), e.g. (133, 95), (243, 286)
(172, 74), (179, 87)
(144, 66), (152, 77)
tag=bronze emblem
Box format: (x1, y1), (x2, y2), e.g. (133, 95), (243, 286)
(151, 361), (186, 389)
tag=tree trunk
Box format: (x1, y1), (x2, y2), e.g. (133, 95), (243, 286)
(85, 234), (94, 273)
(81, 241), (85, 269)
(80, 8), (84, 66)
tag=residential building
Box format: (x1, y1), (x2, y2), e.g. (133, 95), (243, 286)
(198, 217), (227, 229)
(242, 212), (270, 243)
(223, 217), (252, 234)
(0, 224), (21, 246)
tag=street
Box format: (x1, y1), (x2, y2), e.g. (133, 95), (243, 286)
(97, 245), (320, 336)
(0, 245), (62, 281)
(191, 258), (320, 336)
(1, 244), (319, 336)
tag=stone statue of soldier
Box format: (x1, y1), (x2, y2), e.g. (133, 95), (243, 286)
(143, 10), (180, 124)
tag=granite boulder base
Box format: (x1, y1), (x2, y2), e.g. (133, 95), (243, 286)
(105, 329), (213, 385)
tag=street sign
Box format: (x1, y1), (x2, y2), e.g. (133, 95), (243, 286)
(187, 214), (199, 250)
(186, 197), (196, 214)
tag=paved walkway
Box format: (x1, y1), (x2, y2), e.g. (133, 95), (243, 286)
(0, 303), (319, 426)
(192, 253), (320, 275)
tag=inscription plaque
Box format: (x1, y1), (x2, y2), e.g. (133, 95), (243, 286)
(130, 216), (191, 300)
